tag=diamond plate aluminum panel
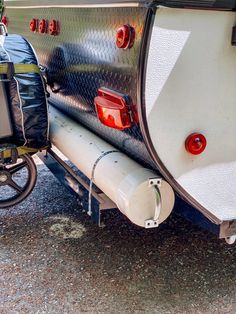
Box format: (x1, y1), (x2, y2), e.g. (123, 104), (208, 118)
(6, 6), (156, 168)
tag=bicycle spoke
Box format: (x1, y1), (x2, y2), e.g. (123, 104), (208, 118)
(8, 161), (27, 174)
(8, 179), (23, 194)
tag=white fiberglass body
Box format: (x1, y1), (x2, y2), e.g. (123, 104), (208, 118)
(145, 7), (236, 222)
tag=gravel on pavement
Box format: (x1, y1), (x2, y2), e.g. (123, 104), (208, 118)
(0, 156), (236, 314)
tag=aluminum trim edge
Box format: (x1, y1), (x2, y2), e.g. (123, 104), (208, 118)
(4, 0), (150, 9)
(5, 0), (236, 9)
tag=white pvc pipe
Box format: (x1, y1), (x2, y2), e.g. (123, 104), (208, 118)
(49, 106), (175, 227)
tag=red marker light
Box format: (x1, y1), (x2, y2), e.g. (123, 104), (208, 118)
(94, 88), (132, 130)
(39, 19), (47, 33)
(49, 19), (58, 36)
(185, 133), (207, 155)
(1, 16), (8, 26)
(29, 18), (37, 32)
(116, 24), (135, 49)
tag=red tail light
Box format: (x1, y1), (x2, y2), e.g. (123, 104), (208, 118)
(94, 88), (132, 130)
(185, 133), (207, 155)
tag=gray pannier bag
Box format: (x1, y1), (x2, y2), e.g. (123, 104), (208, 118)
(0, 23), (49, 208)
(0, 26), (49, 150)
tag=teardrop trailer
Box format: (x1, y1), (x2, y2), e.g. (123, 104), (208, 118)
(1, 0), (236, 244)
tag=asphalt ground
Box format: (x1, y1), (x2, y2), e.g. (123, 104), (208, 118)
(0, 156), (236, 314)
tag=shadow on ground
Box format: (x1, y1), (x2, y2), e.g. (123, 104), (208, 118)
(0, 159), (235, 314)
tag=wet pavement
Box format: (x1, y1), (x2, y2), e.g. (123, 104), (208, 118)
(0, 156), (236, 314)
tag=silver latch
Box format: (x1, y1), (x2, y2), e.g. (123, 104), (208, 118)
(145, 178), (162, 229)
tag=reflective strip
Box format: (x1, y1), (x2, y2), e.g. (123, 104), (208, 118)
(2, 146), (49, 158)
(17, 146), (48, 155)
(0, 63), (40, 75)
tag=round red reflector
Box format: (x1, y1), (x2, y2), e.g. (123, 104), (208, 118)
(116, 24), (135, 49)
(39, 19), (46, 33)
(1, 16), (8, 26)
(29, 18), (37, 32)
(185, 133), (207, 155)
